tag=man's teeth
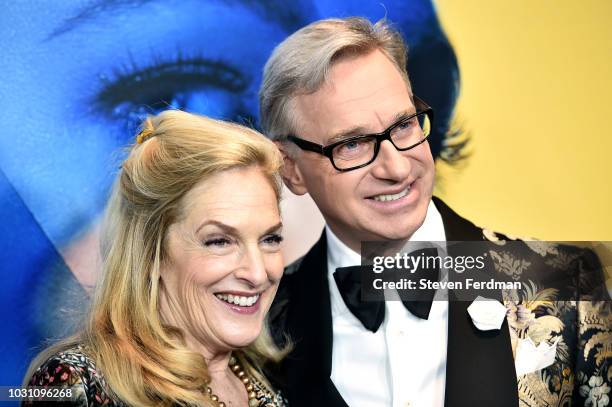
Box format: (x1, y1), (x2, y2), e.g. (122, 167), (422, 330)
(215, 293), (260, 307)
(373, 186), (410, 202)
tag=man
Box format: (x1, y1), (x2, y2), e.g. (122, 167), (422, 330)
(259, 17), (611, 407)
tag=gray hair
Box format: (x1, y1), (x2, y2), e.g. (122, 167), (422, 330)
(259, 17), (411, 142)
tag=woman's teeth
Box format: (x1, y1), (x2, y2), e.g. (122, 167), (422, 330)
(373, 186), (410, 202)
(215, 293), (259, 307)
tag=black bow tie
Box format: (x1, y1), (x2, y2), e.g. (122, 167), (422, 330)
(333, 248), (440, 332)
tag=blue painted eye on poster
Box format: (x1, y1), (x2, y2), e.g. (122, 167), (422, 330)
(0, 0), (458, 388)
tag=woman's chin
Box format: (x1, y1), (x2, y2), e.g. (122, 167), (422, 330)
(223, 334), (260, 350)
(216, 326), (263, 350)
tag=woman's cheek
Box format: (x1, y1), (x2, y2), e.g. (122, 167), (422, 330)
(266, 253), (285, 282)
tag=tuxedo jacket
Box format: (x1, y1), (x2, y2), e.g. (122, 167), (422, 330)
(268, 197), (611, 407)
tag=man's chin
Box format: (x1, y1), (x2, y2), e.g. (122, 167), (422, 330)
(377, 229), (417, 242)
(364, 223), (422, 243)
(381, 217), (425, 241)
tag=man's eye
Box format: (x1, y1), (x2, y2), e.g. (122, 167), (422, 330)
(336, 139), (371, 157)
(344, 141), (360, 150)
(92, 52), (253, 133)
(342, 139), (367, 151)
(398, 117), (418, 129)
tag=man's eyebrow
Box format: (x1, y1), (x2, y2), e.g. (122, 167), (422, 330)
(326, 126), (372, 144)
(48, 0), (313, 40)
(393, 107), (418, 121)
(326, 110), (418, 144)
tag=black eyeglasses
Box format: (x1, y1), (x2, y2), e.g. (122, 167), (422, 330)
(285, 95), (433, 172)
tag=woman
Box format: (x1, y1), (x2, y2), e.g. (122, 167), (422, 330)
(24, 110), (288, 406)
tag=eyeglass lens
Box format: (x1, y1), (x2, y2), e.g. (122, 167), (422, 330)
(331, 112), (431, 170)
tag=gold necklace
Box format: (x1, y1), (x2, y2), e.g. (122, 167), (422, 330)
(205, 356), (259, 407)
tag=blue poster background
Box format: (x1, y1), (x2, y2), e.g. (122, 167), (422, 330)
(0, 0), (458, 390)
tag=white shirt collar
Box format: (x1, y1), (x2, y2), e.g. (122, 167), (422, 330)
(326, 222), (362, 270)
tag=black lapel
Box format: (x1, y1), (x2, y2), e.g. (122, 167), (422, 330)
(280, 232), (348, 407)
(432, 196), (482, 241)
(433, 197), (519, 407)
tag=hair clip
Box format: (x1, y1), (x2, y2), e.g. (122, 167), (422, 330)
(136, 129), (154, 144)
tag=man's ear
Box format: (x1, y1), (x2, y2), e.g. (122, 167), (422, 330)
(275, 141), (308, 196)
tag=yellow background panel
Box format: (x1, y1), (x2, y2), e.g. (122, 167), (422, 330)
(434, 1), (612, 240)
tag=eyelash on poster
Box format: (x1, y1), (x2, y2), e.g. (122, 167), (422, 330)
(92, 50), (251, 123)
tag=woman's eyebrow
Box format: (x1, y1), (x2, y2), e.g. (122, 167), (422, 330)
(48, 0), (313, 40)
(262, 222), (283, 236)
(195, 220), (238, 235)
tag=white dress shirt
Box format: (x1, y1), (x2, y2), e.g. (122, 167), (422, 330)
(327, 199), (448, 407)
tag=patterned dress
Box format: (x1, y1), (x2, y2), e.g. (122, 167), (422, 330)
(24, 345), (288, 406)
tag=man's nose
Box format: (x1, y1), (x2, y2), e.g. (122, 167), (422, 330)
(369, 140), (412, 181)
(234, 246), (268, 286)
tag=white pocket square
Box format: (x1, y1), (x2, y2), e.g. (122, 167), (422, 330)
(514, 337), (559, 376)
(467, 296), (507, 331)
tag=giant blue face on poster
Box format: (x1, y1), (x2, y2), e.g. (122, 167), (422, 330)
(0, 0), (458, 386)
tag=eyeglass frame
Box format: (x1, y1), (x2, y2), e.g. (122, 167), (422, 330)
(283, 95), (434, 172)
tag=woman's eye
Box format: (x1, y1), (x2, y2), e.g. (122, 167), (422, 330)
(93, 52), (253, 133)
(262, 234), (283, 246)
(204, 237), (232, 248)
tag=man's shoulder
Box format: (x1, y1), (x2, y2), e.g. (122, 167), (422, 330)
(284, 255), (305, 277)
(269, 256), (305, 346)
(277, 231), (326, 282)
(270, 256), (306, 313)
(432, 196), (486, 241)
(434, 197), (607, 291)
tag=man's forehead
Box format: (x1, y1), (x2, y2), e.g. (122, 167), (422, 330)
(293, 84), (414, 144)
(291, 49), (414, 142)
(325, 109), (417, 144)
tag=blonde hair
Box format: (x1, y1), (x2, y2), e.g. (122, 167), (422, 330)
(26, 110), (286, 406)
(259, 17), (410, 142)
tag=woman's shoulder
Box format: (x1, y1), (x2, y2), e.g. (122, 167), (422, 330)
(25, 345), (121, 406)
